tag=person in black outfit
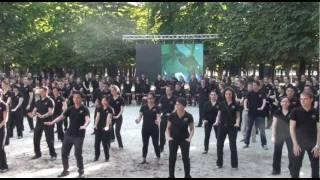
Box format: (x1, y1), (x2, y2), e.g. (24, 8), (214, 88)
(93, 82), (111, 134)
(21, 77), (35, 132)
(1, 81), (12, 145)
(110, 85), (125, 149)
(167, 98), (195, 178)
(197, 79), (210, 127)
(189, 75), (198, 106)
(159, 86), (176, 152)
(83, 74), (91, 107)
(285, 86), (300, 111)
(244, 81), (268, 150)
(123, 77), (132, 105)
(0, 96), (9, 172)
(134, 78), (143, 105)
(91, 75), (100, 102)
(173, 82), (186, 99)
(45, 91), (90, 178)
(52, 87), (66, 141)
(10, 85), (24, 139)
(203, 90), (220, 154)
(94, 97), (113, 162)
(214, 88), (240, 168)
(30, 86), (57, 160)
(136, 93), (161, 164)
(289, 91), (319, 178)
(155, 75), (166, 103)
(271, 97), (293, 175)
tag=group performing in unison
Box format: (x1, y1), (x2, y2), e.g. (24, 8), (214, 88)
(0, 72), (319, 178)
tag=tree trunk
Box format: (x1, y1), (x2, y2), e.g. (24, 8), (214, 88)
(298, 59), (306, 78)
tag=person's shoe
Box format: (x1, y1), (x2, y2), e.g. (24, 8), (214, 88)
(262, 145), (269, 150)
(202, 151), (208, 154)
(243, 145), (249, 149)
(78, 172), (85, 178)
(272, 170), (280, 175)
(185, 175), (192, 178)
(140, 159), (147, 164)
(51, 156), (57, 161)
(18, 136), (23, 139)
(216, 165), (223, 169)
(0, 168), (9, 173)
(94, 157), (99, 162)
(105, 158), (109, 162)
(111, 139), (115, 143)
(160, 147), (164, 153)
(57, 171), (69, 178)
(31, 155), (41, 160)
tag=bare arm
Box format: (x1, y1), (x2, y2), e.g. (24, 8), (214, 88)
(166, 121), (173, 140)
(135, 112), (143, 124)
(27, 91), (34, 108)
(94, 112), (100, 129)
(80, 116), (90, 129)
(259, 99), (267, 110)
(272, 117), (278, 143)
(187, 122), (195, 142)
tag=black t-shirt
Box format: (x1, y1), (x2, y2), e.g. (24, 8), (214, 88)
(135, 82), (142, 94)
(155, 80), (166, 95)
(288, 97), (300, 111)
(159, 95), (176, 116)
(62, 85), (72, 99)
(246, 91), (267, 117)
(198, 87), (210, 103)
(97, 107), (113, 130)
(35, 97), (54, 123)
(140, 105), (160, 129)
(173, 89), (186, 99)
(169, 112), (194, 141)
(11, 92), (24, 111)
(273, 109), (291, 140)
(96, 90), (111, 103)
(63, 105), (90, 137)
(53, 96), (65, 117)
(0, 102), (7, 124)
(219, 101), (240, 127)
(110, 96), (125, 117)
(123, 82), (132, 94)
(21, 85), (34, 107)
(203, 101), (220, 124)
(2, 91), (13, 107)
(290, 107), (319, 149)
(73, 83), (83, 92)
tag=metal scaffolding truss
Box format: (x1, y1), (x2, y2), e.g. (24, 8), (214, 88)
(122, 34), (219, 41)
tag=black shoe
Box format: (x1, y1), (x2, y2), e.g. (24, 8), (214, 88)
(57, 171), (69, 178)
(31, 155), (41, 160)
(202, 151), (208, 154)
(140, 159), (147, 164)
(272, 170), (280, 175)
(78, 172), (85, 178)
(243, 145), (249, 149)
(185, 175), (192, 178)
(160, 148), (164, 153)
(51, 156), (57, 161)
(0, 168), (9, 173)
(94, 157), (99, 162)
(18, 136), (23, 139)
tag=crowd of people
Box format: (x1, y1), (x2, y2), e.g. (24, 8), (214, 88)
(0, 71), (319, 178)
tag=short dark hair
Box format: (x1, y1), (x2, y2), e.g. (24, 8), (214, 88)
(176, 97), (187, 107)
(148, 92), (156, 99)
(73, 91), (84, 98)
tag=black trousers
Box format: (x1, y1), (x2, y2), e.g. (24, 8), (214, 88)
(160, 115), (169, 150)
(204, 122), (218, 152)
(123, 93), (132, 105)
(290, 147), (319, 178)
(272, 136), (293, 173)
(5, 112), (11, 145)
(217, 126), (238, 168)
(24, 108), (34, 131)
(111, 117), (123, 148)
(142, 127), (160, 158)
(33, 123), (57, 157)
(54, 114), (64, 141)
(9, 110), (23, 138)
(95, 129), (111, 160)
(0, 128), (8, 170)
(198, 101), (206, 126)
(169, 140), (191, 178)
(62, 135), (85, 173)
(245, 115), (267, 146)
